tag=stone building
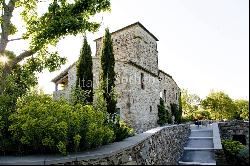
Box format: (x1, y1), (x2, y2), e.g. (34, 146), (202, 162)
(52, 22), (181, 133)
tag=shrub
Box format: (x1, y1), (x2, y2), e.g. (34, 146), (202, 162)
(9, 93), (71, 154)
(222, 139), (245, 156)
(157, 98), (168, 125)
(237, 146), (249, 165)
(171, 103), (182, 124)
(111, 116), (134, 142)
(8, 92), (115, 155)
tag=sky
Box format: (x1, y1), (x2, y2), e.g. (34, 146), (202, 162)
(7, 0), (249, 100)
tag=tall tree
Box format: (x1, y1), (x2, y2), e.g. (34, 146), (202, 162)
(181, 89), (201, 118)
(76, 37), (93, 103)
(157, 98), (170, 125)
(100, 28), (116, 116)
(201, 91), (236, 120)
(0, 0), (111, 94)
(0, 0), (111, 151)
(234, 99), (249, 120)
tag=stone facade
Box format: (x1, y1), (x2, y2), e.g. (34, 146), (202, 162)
(159, 70), (181, 110)
(52, 22), (181, 133)
(218, 120), (249, 146)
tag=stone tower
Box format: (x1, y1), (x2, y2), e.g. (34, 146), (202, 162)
(94, 22), (160, 133)
(52, 22), (181, 134)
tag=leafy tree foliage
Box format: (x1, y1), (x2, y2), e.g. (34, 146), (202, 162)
(110, 118), (134, 142)
(100, 28), (117, 116)
(201, 91), (236, 120)
(0, 0), (111, 94)
(234, 100), (249, 120)
(0, 51), (38, 152)
(171, 103), (182, 124)
(157, 98), (170, 125)
(181, 89), (201, 118)
(76, 37), (93, 104)
(0, 0), (111, 152)
(93, 85), (134, 142)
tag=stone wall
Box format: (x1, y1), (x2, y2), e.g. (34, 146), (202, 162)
(114, 61), (160, 133)
(158, 71), (181, 110)
(64, 124), (190, 165)
(95, 22), (159, 75)
(0, 124), (190, 165)
(218, 120), (249, 146)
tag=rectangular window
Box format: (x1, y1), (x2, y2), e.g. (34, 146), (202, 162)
(141, 73), (145, 89)
(164, 90), (167, 102)
(176, 93), (178, 100)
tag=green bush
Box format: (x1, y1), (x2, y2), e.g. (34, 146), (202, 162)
(157, 98), (169, 125)
(237, 146), (249, 165)
(222, 139), (245, 156)
(111, 116), (134, 142)
(171, 103), (182, 124)
(8, 92), (115, 155)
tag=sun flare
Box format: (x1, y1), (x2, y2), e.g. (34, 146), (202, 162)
(0, 56), (9, 64)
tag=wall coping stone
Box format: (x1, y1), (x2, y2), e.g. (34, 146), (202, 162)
(0, 124), (189, 165)
(212, 123), (223, 150)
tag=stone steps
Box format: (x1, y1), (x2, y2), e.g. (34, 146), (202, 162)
(178, 125), (216, 165)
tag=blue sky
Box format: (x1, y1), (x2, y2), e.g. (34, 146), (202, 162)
(8, 0), (249, 99)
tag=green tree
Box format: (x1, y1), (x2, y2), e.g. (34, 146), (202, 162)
(0, 0), (111, 152)
(76, 37), (93, 104)
(157, 98), (168, 125)
(0, 51), (37, 151)
(201, 91), (236, 120)
(100, 28), (117, 116)
(0, 0), (111, 93)
(181, 89), (201, 119)
(234, 99), (249, 120)
(171, 103), (182, 124)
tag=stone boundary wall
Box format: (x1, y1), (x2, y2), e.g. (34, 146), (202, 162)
(0, 124), (190, 165)
(218, 120), (249, 146)
(212, 123), (228, 165)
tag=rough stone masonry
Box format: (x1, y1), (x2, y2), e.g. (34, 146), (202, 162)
(51, 22), (181, 133)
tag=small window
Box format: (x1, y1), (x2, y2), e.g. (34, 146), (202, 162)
(150, 106), (152, 112)
(164, 90), (167, 102)
(141, 73), (145, 89)
(176, 93), (178, 100)
(117, 108), (121, 116)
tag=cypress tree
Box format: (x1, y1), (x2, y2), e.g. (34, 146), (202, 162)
(76, 37), (93, 103)
(100, 28), (117, 115)
(157, 98), (168, 125)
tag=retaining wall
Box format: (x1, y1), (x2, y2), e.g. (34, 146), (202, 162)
(0, 124), (190, 165)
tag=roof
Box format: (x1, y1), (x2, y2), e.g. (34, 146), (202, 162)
(94, 22), (159, 42)
(158, 69), (180, 90)
(128, 61), (159, 78)
(51, 62), (76, 83)
(158, 69), (173, 78)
